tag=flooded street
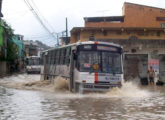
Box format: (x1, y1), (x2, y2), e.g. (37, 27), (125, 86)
(0, 74), (165, 120)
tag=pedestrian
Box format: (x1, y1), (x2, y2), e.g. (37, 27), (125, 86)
(147, 66), (155, 85)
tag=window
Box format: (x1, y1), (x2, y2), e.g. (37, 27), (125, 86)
(60, 49), (64, 65)
(78, 51), (101, 72)
(161, 23), (165, 28)
(27, 57), (40, 65)
(50, 51), (54, 64)
(102, 52), (121, 74)
(65, 47), (71, 65)
(48, 52), (51, 64)
(54, 50), (57, 64)
(156, 17), (165, 21)
(56, 50), (60, 65)
(78, 51), (122, 74)
(63, 48), (66, 65)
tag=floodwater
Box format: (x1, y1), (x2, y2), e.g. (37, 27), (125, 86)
(0, 74), (165, 120)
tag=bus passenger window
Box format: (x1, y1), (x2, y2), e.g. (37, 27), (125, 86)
(56, 50), (60, 65)
(48, 52), (51, 65)
(60, 49), (65, 65)
(62, 49), (66, 65)
(65, 47), (71, 65)
(54, 51), (56, 64)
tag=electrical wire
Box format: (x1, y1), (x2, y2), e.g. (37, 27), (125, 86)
(23, 0), (59, 45)
(30, 0), (56, 33)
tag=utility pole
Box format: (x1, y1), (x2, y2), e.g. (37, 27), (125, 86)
(66, 18), (68, 44)
(57, 33), (59, 46)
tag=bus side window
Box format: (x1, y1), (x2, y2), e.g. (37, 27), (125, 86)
(65, 47), (71, 65)
(46, 54), (48, 65)
(48, 52), (50, 65)
(50, 51), (52, 64)
(63, 48), (66, 65)
(59, 49), (62, 65)
(54, 50), (56, 65)
(49, 52), (51, 65)
(51, 50), (55, 65)
(56, 50), (60, 65)
(60, 49), (63, 65)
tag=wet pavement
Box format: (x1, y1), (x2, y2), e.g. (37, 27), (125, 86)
(0, 74), (165, 120)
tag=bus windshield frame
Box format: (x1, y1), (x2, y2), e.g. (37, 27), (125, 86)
(77, 44), (122, 74)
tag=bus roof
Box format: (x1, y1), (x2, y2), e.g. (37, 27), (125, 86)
(43, 41), (122, 53)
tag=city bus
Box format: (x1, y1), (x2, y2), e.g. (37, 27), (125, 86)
(41, 41), (123, 93)
(26, 56), (41, 74)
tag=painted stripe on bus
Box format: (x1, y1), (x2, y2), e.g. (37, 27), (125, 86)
(95, 72), (98, 84)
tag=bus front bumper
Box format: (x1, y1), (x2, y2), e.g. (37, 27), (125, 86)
(79, 83), (122, 93)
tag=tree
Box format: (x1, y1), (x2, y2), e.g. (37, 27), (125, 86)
(1, 19), (19, 61)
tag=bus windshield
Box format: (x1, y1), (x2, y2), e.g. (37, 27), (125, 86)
(78, 51), (122, 74)
(26, 57), (40, 65)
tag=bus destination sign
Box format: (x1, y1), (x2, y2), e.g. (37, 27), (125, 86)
(97, 45), (118, 52)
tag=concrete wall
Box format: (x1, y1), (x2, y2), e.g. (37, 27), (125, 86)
(71, 29), (165, 43)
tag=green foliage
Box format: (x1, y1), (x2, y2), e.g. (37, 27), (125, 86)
(0, 19), (19, 61)
(1, 19), (14, 38)
(6, 39), (19, 61)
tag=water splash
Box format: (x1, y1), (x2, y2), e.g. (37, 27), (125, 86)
(106, 82), (151, 98)
(0, 74), (70, 93)
(54, 76), (69, 91)
(0, 74), (153, 99)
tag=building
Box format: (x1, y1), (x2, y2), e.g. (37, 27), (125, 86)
(23, 41), (38, 57)
(70, 2), (165, 82)
(12, 34), (24, 59)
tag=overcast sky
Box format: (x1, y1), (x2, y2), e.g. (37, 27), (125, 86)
(2, 0), (165, 46)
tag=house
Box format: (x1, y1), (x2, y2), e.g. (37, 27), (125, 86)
(12, 34), (24, 59)
(23, 41), (38, 57)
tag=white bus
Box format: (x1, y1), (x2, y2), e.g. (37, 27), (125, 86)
(26, 56), (41, 74)
(41, 41), (123, 93)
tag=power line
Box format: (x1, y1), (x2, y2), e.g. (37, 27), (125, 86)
(30, 0), (56, 33)
(23, 0), (58, 45)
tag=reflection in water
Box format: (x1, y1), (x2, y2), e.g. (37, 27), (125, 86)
(0, 74), (165, 120)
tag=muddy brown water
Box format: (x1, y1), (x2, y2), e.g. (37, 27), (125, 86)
(0, 74), (165, 120)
